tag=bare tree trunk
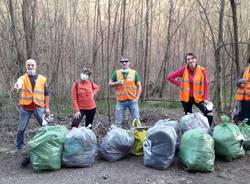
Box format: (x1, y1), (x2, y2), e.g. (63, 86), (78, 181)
(111, 1), (121, 74)
(146, 0), (153, 99)
(229, 54), (234, 110)
(159, 0), (174, 98)
(92, 0), (100, 81)
(142, 0), (149, 101)
(22, 0), (37, 59)
(107, 0), (111, 123)
(213, 0), (225, 113)
(229, 0), (240, 75)
(8, 0), (25, 75)
(138, 1), (144, 81)
(246, 38), (250, 59)
(121, 0), (126, 55)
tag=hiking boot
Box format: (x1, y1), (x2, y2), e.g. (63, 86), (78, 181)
(21, 154), (30, 167)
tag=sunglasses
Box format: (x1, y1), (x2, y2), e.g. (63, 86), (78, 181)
(120, 60), (129, 63)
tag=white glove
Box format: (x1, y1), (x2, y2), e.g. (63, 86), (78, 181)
(204, 100), (213, 111)
(14, 77), (23, 89)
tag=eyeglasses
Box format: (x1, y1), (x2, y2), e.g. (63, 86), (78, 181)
(120, 60), (129, 63)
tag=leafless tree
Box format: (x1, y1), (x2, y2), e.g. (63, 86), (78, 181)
(0, 0), (250, 116)
(229, 0), (240, 75)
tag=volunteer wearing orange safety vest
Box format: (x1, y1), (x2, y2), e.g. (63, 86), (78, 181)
(13, 59), (50, 151)
(167, 52), (213, 125)
(109, 56), (142, 127)
(234, 56), (250, 123)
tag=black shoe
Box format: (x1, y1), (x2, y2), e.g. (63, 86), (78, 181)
(21, 155), (30, 167)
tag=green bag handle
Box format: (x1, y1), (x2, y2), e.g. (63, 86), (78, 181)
(238, 118), (250, 128)
(132, 119), (142, 128)
(241, 118), (249, 125)
(220, 115), (231, 126)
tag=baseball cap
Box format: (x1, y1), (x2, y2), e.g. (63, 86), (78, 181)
(120, 56), (129, 62)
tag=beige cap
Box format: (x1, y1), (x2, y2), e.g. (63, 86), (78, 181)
(120, 56), (129, 62)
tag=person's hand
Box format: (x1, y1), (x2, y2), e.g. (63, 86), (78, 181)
(133, 98), (139, 102)
(45, 108), (50, 115)
(74, 111), (81, 119)
(239, 79), (247, 84)
(117, 80), (124, 85)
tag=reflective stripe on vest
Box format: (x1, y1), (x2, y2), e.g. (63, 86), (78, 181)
(235, 66), (250, 101)
(115, 69), (137, 101)
(180, 65), (205, 103)
(19, 73), (47, 107)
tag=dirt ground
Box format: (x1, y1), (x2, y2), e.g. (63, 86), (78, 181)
(1, 107), (250, 184)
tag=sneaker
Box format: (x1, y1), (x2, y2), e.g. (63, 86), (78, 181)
(7, 146), (20, 154)
(21, 154), (30, 167)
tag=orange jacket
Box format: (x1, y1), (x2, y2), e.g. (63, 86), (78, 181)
(19, 74), (47, 107)
(71, 80), (99, 111)
(180, 65), (205, 103)
(115, 69), (137, 101)
(235, 66), (250, 101)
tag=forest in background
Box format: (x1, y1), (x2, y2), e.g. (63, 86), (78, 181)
(0, 0), (249, 115)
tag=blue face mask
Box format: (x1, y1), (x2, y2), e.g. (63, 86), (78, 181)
(27, 69), (36, 76)
(80, 73), (89, 80)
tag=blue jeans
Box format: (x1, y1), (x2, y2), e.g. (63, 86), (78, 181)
(242, 100), (250, 124)
(115, 100), (140, 127)
(16, 106), (44, 150)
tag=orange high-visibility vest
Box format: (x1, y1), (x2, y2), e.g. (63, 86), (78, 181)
(115, 69), (137, 101)
(180, 65), (205, 103)
(19, 73), (47, 107)
(235, 66), (250, 101)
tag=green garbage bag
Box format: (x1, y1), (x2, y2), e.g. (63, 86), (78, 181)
(178, 128), (215, 172)
(28, 125), (68, 171)
(131, 119), (146, 156)
(238, 119), (250, 150)
(213, 115), (245, 161)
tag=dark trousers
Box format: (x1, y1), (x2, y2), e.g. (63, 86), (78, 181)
(181, 97), (213, 126)
(71, 108), (96, 128)
(242, 100), (250, 124)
